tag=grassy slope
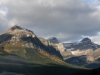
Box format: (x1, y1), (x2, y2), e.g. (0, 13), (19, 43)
(0, 43), (87, 75)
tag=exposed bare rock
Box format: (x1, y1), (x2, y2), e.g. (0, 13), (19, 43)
(71, 49), (94, 56)
(52, 43), (72, 60)
(0, 25), (36, 43)
(70, 48), (100, 62)
(93, 48), (100, 59)
(55, 43), (66, 52)
(87, 55), (94, 62)
(64, 38), (99, 50)
(38, 37), (50, 46)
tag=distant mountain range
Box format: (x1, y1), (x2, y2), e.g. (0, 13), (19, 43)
(48, 37), (100, 68)
(64, 38), (100, 50)
(1, 25), (100, 75)
(48, 37), (100, 50)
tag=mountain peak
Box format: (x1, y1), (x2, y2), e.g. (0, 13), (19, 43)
(6, 25), (34, 34)
(47, 37), (61, 44)
(0, 25), (36, 43)
(13, 25), (21, 27)
(49, 37), (57, 40)
(81, 38), (91, 42)
(11, 25), (25, 30)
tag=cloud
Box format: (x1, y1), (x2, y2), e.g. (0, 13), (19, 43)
(0, 0), (9, 5)
(0, 0), (100, 42)
(0, 9), (9, 33)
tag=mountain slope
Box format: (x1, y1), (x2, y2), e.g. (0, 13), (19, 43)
(0, 25), (62, 59)
(0, 49), (85, 75)
(64, 38), (100, 67)
(0, 25), (85, 75)
(47, 37), (73, 60)
(48, 37), (100, 68)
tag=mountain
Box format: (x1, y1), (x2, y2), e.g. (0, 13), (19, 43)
(47, 37), (73, 60)
(48, 37), (99, 51)
(47, 37), (61, 44)
(64, 38), (99, 50)
(0, 25), (63, 58)
(48, 37), (100, 68)
(0, 25), (84, 75)
(63, 38), (100, 67)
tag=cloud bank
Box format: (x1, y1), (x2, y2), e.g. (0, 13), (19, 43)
(0, 0), (100, 43)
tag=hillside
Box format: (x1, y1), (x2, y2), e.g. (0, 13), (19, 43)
(0, 43), (85, 75)
(0, 25), (86, 75)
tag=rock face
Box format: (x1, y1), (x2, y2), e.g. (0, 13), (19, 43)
(63, 38), (100, 66)
(64, 38), (99, 50)
(0, 25), (36, 43)
(47, 37), (73, 60)
(55, 43), (72, 60)
(0, 25), (62, 59)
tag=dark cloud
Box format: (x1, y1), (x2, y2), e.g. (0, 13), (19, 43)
(0, 0), (100, 42)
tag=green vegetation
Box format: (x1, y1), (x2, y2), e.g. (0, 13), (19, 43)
(0, 42), (87, 75)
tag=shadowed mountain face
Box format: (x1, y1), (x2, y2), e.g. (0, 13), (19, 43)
(21, 36), (62, 58)
(65, 55), (87, 66)
(81, 38), (91, 42)
(0, 34), (13, 43)
(47, 37), (61, 44)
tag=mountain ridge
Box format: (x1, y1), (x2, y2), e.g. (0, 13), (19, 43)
(0, 25), (63, 59)
(0, 25), (86, 75)
(47, 37), (100, 68)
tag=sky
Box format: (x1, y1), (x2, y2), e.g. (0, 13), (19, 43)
(1, 0), (100, 44)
